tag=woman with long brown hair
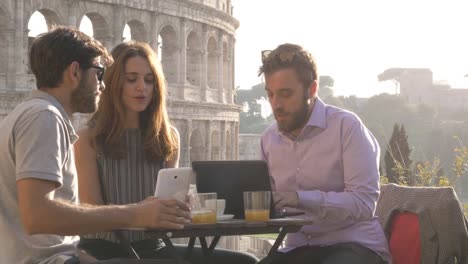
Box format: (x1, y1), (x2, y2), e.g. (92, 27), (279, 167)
(74, 41), (257, 263)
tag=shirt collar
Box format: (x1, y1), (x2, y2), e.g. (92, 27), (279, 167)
(305, 97), (327, 129)
(29, 90), (78, 143)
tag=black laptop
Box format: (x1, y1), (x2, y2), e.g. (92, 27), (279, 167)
(192, 160), (278, 219)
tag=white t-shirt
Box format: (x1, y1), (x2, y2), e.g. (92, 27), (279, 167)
(0, 90), (79, 264)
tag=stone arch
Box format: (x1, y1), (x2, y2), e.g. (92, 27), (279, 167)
(80, 12), (111, 48)
(158, 25), (178, 84)
(190, 129), (204, 162)
(207, 36), (218, 89)
(127, 19), (147, 42)
(27, 9), (62, 53)
(28, 8), (62, 31)
(225, 130), (231, 160)
(186, 31), (201, 86)
(26, 10), (61, 73)
(222, 41), (229, 91)
(211, 130), (220, 160)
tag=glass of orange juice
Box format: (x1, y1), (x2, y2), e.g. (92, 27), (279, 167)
(190, 192), (217, 224)
(243, 191), (271, 221)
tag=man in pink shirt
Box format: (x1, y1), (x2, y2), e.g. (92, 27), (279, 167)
(259, 43), (391, 264)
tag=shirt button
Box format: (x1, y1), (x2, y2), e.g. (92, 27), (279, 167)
(296, 167), (300, 171)
(307, 235), (312, 240)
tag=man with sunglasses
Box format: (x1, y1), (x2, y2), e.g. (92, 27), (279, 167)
(258, 43), (391, 264)
(0, 26), (190, 264)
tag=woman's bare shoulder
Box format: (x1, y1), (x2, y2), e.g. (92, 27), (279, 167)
(77, 125), (93, 138)
(76, 126), (95, 149)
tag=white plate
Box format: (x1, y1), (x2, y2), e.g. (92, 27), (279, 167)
(217, 214), (235, 221)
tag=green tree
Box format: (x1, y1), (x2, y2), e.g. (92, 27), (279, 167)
(236, 83), (273, 133)
(318, 76), (334, 100)
(235, 83), (266, 104)
(398, 125), (413, 184)
(384, 124), (400, 183)
(377, 68), (405, 95)
(325, 95), (360, 113)
(384, 123), (412, 184)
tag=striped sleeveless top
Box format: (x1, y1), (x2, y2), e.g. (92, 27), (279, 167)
(84, 128), (163, 242)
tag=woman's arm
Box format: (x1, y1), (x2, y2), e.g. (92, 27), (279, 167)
(164, 126), (180, 168)
(75, 126), (104, 205)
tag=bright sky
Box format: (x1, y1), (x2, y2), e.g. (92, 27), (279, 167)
(29, 0), (468, 98)
(233, 0), (468, 97)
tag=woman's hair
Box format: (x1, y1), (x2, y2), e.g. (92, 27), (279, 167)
(89, 41), (177, 161)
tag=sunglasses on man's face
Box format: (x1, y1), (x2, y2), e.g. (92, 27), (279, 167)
(261, 50), (310, 66)
(82, 64), (105, 83)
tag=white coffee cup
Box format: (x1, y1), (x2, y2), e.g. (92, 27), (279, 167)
(216, 199), (226, 216)
(206, 199), (226, 216)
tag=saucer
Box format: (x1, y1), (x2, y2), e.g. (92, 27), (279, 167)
(217, 214), (234, 221)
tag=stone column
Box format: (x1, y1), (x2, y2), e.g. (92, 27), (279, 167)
(68, 0), (78, 27)
(206, 120), (212, 160)
(149, 11), (159, 51)
(227, 0), (232, 14)
(201, 25), (208, 101)
(174, 119), (185, 167)
(220, 121), (226, 160)
(229, 35), (235, 103)
(179, 18), (187, 99)
(217, 31), (224, 103)
(11, 0), (25, 90)
(112, 5), (124, 46)
(4, 28), (15, 91)
(234, 122), (239, 159)
(184, 119), (192, 166)
(103, 36), (115, 52)
(228, 121), (234, 160)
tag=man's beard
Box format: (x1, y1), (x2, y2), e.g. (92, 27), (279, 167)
(276, 97), (310, 133)
(71, 77), (99, 114)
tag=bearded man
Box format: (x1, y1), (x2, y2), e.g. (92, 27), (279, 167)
(258, 43), (391, 264)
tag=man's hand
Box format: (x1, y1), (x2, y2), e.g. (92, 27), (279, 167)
(272, 191), (299, 211)
(133, 196), (191, 229)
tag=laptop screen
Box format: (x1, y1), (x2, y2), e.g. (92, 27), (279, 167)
(192, 160), (276, 219)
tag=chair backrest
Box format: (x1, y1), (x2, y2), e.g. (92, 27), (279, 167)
(375, 183), (468, 264)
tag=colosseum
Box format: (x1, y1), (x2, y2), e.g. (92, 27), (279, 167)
(0, 0), (241, 167)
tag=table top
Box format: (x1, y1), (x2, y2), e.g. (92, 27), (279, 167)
(144, 218), (314, 239)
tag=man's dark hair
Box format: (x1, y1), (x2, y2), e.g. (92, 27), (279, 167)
(29, 26), (111, 89)
(259, 43), (318, 91)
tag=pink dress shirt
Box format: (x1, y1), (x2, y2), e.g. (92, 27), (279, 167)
(261, 98), (391, 263)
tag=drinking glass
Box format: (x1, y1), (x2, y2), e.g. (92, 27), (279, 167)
(243, 191), (271, 221)
(191, 192), (217, 224)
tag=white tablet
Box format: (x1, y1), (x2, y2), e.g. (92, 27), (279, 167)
(154, 167), (192, 202)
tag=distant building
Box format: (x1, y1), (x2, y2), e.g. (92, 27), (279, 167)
(378, 68), (468, 112)
(239, 134), (262, 160)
